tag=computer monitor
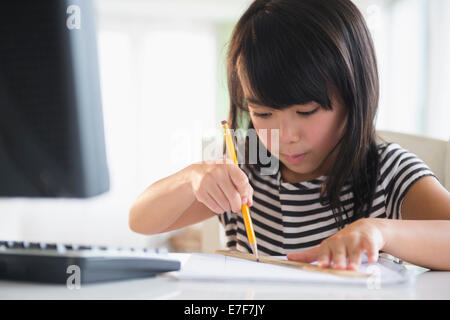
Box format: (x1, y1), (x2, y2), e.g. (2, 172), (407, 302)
(0, 0), (109, 197)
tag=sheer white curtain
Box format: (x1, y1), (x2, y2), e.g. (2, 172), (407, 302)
(97, 4), (222, 249)
(424, 0), (450, 140)
(356, 0), (449, 140)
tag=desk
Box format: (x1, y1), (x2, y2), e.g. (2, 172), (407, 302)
(1, 253), (450, 300)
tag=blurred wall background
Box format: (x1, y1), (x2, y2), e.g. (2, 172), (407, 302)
(0, 0), (448, 251)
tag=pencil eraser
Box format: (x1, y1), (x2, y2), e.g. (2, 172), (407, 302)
(221, 120), (228, 125)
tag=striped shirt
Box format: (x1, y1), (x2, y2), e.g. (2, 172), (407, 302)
(218, 142), (436, 256)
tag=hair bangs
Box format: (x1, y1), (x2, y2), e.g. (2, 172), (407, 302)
(235, 11), (334, 112)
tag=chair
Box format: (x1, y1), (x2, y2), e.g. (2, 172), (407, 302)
(377, 130), (450, 190)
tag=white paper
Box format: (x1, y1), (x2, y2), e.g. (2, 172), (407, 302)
(169, 253), (416, 286)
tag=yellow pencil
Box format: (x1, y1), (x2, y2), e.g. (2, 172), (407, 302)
(221, 120), (259, 261)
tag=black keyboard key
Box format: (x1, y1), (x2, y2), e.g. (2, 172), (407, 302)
(28, 242), (43, 249)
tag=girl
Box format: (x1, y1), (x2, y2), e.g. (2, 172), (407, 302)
(129, 0), (450, 271)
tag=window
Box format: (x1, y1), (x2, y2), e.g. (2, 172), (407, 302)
(356, 0), (450, 140)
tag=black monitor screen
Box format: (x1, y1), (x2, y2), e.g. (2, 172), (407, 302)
(0, 0), (109, 197)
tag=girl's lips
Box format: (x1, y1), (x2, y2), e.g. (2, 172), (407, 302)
(282, 153), (307, 164)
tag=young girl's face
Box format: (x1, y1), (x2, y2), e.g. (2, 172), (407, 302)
(242, 81), (348, 182)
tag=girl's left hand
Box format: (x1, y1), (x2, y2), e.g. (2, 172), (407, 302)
(286, 218), (386, 271)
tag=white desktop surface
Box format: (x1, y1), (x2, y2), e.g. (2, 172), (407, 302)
(1, 253), (450, 300)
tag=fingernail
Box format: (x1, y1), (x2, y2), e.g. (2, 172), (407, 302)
(348, 263), (358, 271)
(242, 197), (247, 205)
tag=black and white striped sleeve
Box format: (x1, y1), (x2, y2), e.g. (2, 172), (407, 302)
(381, 143), (437, 220)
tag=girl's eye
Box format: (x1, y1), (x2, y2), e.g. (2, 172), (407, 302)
(253, 112), (272, 118)
(252, 108), (319, 118)
(297, 108), (319, 116)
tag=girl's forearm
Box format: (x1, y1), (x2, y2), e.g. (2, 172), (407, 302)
(374, 218), (450, 270)
(129, 165), (195, 234)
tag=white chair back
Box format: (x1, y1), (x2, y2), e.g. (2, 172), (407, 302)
(377, 130), (450, 190)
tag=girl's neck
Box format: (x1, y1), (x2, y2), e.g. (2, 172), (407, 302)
(280, 163), (326, 183)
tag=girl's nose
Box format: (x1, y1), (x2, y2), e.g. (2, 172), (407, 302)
(279, 123), (301, 144)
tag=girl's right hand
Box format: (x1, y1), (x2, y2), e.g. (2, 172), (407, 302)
(188, 158), (254, 214)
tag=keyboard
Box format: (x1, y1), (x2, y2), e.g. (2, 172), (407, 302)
(0, 240), (181, 284)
